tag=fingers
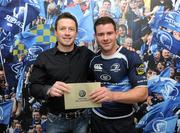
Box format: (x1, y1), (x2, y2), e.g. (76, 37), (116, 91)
(90, 89), (105, 103)
(89, 87), (112, 103)
(48, 81), (70, 97)
(54, 81), (70, 93)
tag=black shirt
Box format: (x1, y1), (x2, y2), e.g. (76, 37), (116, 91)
(29, 44), (95, 113)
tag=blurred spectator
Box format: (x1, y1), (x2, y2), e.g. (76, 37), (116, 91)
(46, 1), (58, 24)
(27, 126), (35, 133)
(156, 61), (166, 73)
(118, 0), (128, 25)
(94, 0), (120, 22)
(14, 121), (24, 133)
(32, 110), (41, 125)
(146, 68), (158, 79)
(126, 0), (147, 41)
(35, 124), (43, 133)
(133, 24), (152, 50)
(67, 0), (90, 14)
(124, 36), (133, 48)
(7, 118), (19, 133)
(161, 49), (174, 67)
(117, 24), (128, 45)
(170, 66), (176, 79)
(0, 64), (6, 97)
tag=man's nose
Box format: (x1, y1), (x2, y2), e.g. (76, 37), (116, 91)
(103, 34), (108, 40)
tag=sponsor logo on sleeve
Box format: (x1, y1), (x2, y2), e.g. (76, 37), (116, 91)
(136, 64), (145, 75)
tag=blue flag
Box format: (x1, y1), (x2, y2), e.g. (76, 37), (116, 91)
(29, 24), (56, 45)
(143, 115), (178, 133)
(148, 74), (179, 100)
(136, 98), (180, 130)
(15, 31), (37, 49)
(0, 0), (39, 34)
(159, 10), (180, 32)
(149, 6), (164, 30)
(0, 0), (12, 6)
(24, 43), (52, 65)
(0, 100), (13, 125)
(0, 30), (14, 57)
(16, 65), (26, 100)
(78, 13), (94, 42)
(62, 4), (84, 23)
(159, 67), (171, 77)
(62, 1), (95, 42)
(154, 30), (180, 55)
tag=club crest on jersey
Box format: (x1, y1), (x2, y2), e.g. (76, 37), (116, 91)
(94, 64), (103, 71)
(110, 63), (121, 72)
(136, 64), (145, 75)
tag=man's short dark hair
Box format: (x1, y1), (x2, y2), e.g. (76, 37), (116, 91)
(103, 0), (111, 4)
(55, 12), (78, 32)
(94, 16), (116, 34)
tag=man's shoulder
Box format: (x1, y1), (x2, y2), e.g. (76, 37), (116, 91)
(120, 47), (138, 56)
(77, 46), (95, 55)
(120, 47), (141, 63)
(37, 47), (55, 58)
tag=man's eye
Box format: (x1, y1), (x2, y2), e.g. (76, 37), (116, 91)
(97, 33), (104, 36)
(69, 28), (75, 31)
(59, 27), (66, 31)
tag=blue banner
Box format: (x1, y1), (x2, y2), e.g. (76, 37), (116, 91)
(137, 98), (180, 130)
(0, 0), (39, 34)
(62, 1), (95, 42)
(143, 115), (178, 133)
(154, 30), (180, 55)
(159, 10), (180, 32)
(0, 100), (13, 125)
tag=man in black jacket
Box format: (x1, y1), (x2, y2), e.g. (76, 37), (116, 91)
(29, 12), (94, 133)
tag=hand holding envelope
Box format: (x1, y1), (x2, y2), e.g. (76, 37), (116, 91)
(64, 82), (102, 110)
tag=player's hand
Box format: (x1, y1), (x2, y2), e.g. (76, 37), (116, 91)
(89, 87), (114, 103)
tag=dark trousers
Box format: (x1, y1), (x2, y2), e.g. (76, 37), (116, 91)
(91, 113), (139, 133)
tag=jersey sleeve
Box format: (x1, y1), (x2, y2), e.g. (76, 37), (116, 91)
(127, 52), (147, 87)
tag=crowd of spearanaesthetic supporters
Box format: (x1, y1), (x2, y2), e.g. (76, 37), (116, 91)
(0, 0), (180, 132)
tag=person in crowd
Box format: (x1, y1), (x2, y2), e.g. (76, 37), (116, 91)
(117, 24), (128, 45)
(94, 0), (120, 22)
(46, 0), (58, 24)
(124, 36), (133, 48)
(133, 24), (152, 51)
(34, 124), (43, 133)
(14, 121), (24, 133)
(125, 0), (147, 41)
(0, 64), (6, 98)
(118, 0), (128, 24)
(29, 12), (95, 133)
(160, 49), (174, 67)
(32, 110), (41, 125)
(156, 61), (166, 73)
(89, 16), (148, 133)
(0, 64), (8, 133)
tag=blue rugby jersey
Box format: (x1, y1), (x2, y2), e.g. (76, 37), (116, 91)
(89, 46), (147, 119)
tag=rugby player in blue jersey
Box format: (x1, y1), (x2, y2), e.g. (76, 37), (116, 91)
(89, 16), (148, 133)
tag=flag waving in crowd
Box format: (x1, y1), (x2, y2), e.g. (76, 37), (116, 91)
(0, 0), (180, 132)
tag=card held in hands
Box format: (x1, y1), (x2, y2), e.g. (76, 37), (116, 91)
(64, 82), (102, 110)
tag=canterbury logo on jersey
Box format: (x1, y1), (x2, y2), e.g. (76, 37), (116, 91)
(94, 64), (103, 71)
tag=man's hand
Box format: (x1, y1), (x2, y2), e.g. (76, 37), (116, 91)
(89, 87), (114, 103)
(47, 81), (70, 97)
